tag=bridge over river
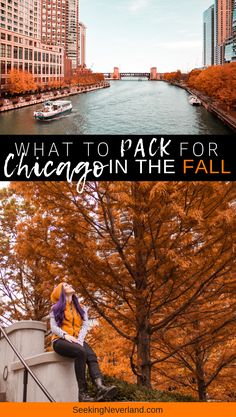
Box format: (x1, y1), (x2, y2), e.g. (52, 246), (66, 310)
(103, 67), (161, 80)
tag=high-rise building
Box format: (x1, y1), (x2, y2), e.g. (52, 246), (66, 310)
(0, 0), (41, 39)
(67, 0), (79, 68)
(0, 0), (64, 89)
(78, 22), (86, 67)
(42, 0), (81, 69)
(41, 0), (67, 50)
(223, 0), (236, 62)
(214, 0), (234, 64)
(233, 0), (236, 60)
(203, 5), (215, 66)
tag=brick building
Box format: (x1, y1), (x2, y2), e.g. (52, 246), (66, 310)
(0, 0), (64, 90)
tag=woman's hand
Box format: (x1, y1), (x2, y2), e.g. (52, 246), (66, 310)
(64, 334), (79, 343)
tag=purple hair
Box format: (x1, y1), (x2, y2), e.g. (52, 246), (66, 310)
(52, 287), (85, 327)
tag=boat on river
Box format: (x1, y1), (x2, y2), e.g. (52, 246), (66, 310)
(34, 100), (72, 120)
(188, 95), (201, 106)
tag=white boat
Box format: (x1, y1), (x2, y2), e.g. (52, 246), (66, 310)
(34, 100), (72, 120)
(188, 95), (201, 106)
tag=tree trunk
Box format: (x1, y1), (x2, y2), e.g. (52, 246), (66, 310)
(132, 182), (152, 388)
(136, 315), (152, 388)
(196, 347), (207, 401)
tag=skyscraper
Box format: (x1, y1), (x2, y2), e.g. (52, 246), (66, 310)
(0, 0), (41, 40)
(67, 0), (79, 68)
(78, 22), (86, 68)
(41, 0), (67, 50)
(233, 0), (236, 60)
(0, 0), (64, 89)
(203, 5), (215, 66)
(42, 0), (81, 69)
(214, 0), (234, 64)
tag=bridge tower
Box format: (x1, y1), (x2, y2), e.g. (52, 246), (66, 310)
(150, 67), (158, 80)
(113, 67), (120, 79)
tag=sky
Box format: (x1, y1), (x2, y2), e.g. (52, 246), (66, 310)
(80, 0), (214, 73)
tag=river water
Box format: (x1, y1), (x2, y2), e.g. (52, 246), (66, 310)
(0, 80), (232, 135)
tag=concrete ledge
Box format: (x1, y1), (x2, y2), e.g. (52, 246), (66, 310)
(10, 351), (78, 401)
(0, 321), (46, 339)
(11, 351), (73, 371)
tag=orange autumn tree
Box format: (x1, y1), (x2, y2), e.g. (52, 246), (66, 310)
(151, 277), (236, 401)
(187, 63), (236, 108)
(163, 70), (182, 82)
(87, 318), (134, 382)
(0, 187), (53, 323)
(9, 181), (235, 394)
(71, 71), (104, 86)
(7, 69), (37, 94)
(187, 69), (202, 88)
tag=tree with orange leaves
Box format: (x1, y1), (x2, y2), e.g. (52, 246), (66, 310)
(187, 63), (236, 109)
(71, 70), (104, 86)
(87, 318), (135, 383)
(163, 70), (182, 82)
(7, 69), (37, 94)
(6, 180), (235, 395)
(0, 187), (53, 324)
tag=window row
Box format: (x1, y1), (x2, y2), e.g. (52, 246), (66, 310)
(0, 60), (62, 75)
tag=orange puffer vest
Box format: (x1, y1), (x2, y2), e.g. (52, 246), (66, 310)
(51, 283), (82, 342)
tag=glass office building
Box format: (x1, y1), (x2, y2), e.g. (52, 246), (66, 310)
(203, 5), (215, 66)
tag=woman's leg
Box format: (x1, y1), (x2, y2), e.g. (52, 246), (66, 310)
(53, 339), (88, 392)
(83, 341), (102, 383)
(83, 342), (117, 401)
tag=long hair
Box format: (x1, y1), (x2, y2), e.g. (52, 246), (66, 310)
(52, 287), (85, 327)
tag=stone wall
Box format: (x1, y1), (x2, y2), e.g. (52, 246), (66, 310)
(0, 321), (78, 402)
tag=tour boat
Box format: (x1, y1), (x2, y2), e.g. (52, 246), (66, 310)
(188, 95), (201, 106)
(34, 100), (72, 120)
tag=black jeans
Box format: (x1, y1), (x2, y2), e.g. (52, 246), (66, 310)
(53, 339), (102, 391)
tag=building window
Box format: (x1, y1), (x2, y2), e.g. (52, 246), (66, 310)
(0, 43), (6, 57)
(19, 47), (23, 59)
(7, 44), (11, 58)
(7, 61), (11, 73)
(13, 46), (17, 59)
(1, 61), (5, 75)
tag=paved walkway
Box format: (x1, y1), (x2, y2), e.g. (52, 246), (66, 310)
(0, 82), (110, 113)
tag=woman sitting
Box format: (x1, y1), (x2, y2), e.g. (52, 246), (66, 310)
(50, 282), (116, 402)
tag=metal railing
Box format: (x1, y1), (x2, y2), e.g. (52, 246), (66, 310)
(0, 325), (55, 402)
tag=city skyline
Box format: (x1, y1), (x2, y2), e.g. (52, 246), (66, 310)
(80, 0), (215, 73)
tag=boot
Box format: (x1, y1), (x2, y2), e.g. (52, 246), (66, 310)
(79, 390), (95, 402)
(94, 377), (117, 402)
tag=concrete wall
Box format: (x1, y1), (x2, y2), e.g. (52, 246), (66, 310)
(0, 321), (78, 402)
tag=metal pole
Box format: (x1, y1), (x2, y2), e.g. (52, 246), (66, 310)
(23, 369), (28, 402)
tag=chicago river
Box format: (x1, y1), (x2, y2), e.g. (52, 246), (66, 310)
(0, 81), (232, 135)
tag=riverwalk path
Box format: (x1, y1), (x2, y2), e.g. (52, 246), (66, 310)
(0, 81), (110, 113)
(168, 81), (236, 132)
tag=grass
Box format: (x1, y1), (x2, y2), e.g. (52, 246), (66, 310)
(89, 375), (196, 402)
